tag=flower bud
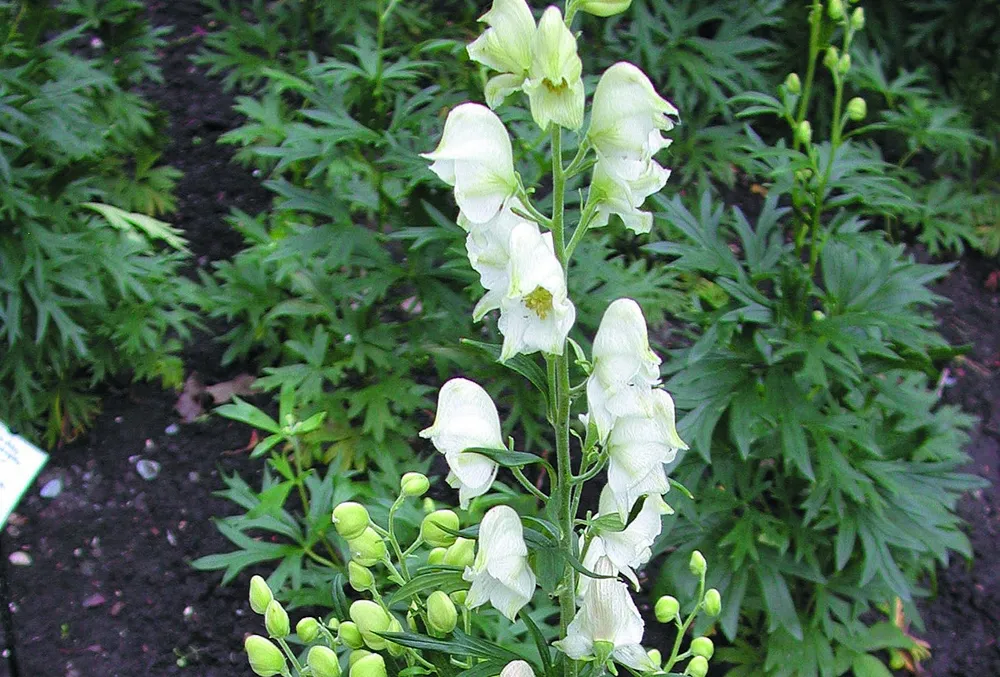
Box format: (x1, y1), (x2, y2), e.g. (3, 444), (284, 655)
(349, 600), (393, 650)
(450, 590), (468, 606)
(795, 120), (813, 146)
(348, 528), (387, 567)
(850, 7), (865, 30)
(827, 0), (844, 20)
(400, 472), (430, 498)
(655, 595), (680, 623)
(685, 655), (709, 677)
(578, 0), (632, 17)
(308, 645), (342, 677)
(691, 637), (715, 659)
(422, 497), (436, 514)
(327, 618), (341, 631)
(421, 510), (460, 547)
(647, 649), (662, 668)
(704, 588), (722, 617)
(350, 653), (387, 677)
(249, 575), (274, 615)
(427, 547), (447, 565)
(442, 537), (475, 568)
(838, 53), (851, 75)
(689, 550), (707, 577)
(847, 97), (867, 121)
(349, 650), (372, 668)
(264, 600), (290, 638)
(385, 618), (406, 657)
(784, 72), (801, 95)
(297, 617), (320, 643)
(333, 502), (370, 541)
(349, 561), (375, 592)
(812, 309), (827, 321)
(823, 47), (839, 72)
(245, 635), (287, 677)
(427, 590), (458, 634)
(338, 621), (364, 649)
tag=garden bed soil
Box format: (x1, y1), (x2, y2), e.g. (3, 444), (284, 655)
(2, 2), (999, 676)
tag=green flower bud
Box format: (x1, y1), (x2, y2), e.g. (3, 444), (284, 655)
(889, 651), (905, 670)
(264, 600), (290, 638)
(838, 53), (851, 75)
(400, 472), (430, 498)
(333, 502), (370, 541)
(655, 595), (680, 623)
(812, 309), (827, 321)
(327, 618), (341, 631)
(578, 0), (632, 17)
(385, 618), (406, 657)
(348, 528), (387, 567)
(297, 617), (321, 643)
(647, 649), (663, 668)
(685, 655), (709, 677)
(795, 120), (813, 146)
(427, 590), (458, 634)
(827, 0), (844, 20)
(349, 561), (375, 592)
(850, 7), (865, 30)
(450, 590), (468, 606)
(422, 497), (436, 514)
(691, 637), (715, 659)
(823, 47), (839, 72)
(427, 547), (447, 565)
(246, 635), (287, 677)
(308, 645), (342, 677)
(421, 510), (460, 548)
(349, 600), (392, 650)
(442, 537), (475, 568)
(338, 621), (364, 649)
(349, 650), (372, 668)
(249, 575), (274, 615)
(704, 588), (722, 617)
(689, 550), (707, 576)
(784, 72), (801, 95)
(847, 96), (867, 121)
(350, 653), (387, 677)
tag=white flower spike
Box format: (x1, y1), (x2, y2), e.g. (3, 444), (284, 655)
(523, 7), (585, 131)
(497, 222), (576, 361)
(586, 298), (662, 442)
(464, 505), (537, 620)
(419, 378), (503, 508)
(422, 103), (518, 224)
(467, 0), (536, 108)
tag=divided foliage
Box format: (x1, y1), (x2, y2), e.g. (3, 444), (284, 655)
(0, 0), (194, 446)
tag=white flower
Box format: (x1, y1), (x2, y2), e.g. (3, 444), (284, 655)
(499, 660), (536, 677)
(554, 557), (655, 671)
(580, 488), (671, 595)
(497, 222), (576, 361)
(522, 7), (585, 131)
(606, 389), (687, 517)
(459, 198), (527, 321)
(467, 0), (536, 109)
(422, 103), (518, 224)
(419, 378), (502, 508)
(588, 159), (670, 235)
(464, 505), (537, 620)
(586, 298), (662, 442)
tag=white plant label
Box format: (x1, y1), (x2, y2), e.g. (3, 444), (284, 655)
(0, 421), (48, 529)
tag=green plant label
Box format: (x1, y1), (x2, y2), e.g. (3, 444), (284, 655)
(0, 422), (48, 529)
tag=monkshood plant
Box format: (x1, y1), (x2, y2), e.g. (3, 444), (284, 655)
(240, 1), (717, 676)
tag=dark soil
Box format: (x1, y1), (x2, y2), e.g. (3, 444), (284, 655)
(1, 2), (998, 677)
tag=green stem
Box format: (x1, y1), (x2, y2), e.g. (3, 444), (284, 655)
(288, 436), (311, 517)
(662, 571), (706, 673)
(303, 547), (338, 569)
(564, 198), (599, 261)
(794, 0), (824, 150)
(512, 466), (549, 502)
(276, 637), (303, 674)
(388, 495), (411, 579)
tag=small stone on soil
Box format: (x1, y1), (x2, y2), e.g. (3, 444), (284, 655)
(136, 459), (161, 480)
(82, 593), (106, 608)
(165, 423), (180, 435)
(8, 551), (32, 566)
(40, 478), (63, 498)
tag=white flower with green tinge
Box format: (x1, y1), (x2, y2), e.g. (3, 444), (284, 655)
(467, 0), (536, 109)
(499, 660), (536, 677)
(588, 159), (670, 235)
(522, 7), (585, 131)
(555, 556), (656, 671)
(464, 505), (537, 620)
(586, 298), (662, 442)
(459, 198), (527, 321)
(497, 221), (576, 361)
(422, 103), (517, 224)
(606, 388), (687, 517)
(419, 378), (502, 509)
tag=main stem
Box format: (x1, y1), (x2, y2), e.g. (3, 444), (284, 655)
(550, 126), (577, 677)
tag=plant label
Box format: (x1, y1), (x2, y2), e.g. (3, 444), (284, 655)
(0, 422), (48, 529)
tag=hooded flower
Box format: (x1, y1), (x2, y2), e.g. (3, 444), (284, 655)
(606, 388), (687, 517)
(459, 198), (527, 321)
(464, 505), (537, 620)
(499, 661), (536, 677)
(587, 159), (670, 234)
(522, 7), (585, 131)
(422, 103), (518, 224)
(555, 556), (655, 671)
(467, 0), (536, 109)
(419, 378), (503, 508)
(497, 221), (576, 360)
(586, 298), (662, 442)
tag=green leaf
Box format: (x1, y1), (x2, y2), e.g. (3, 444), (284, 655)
(386, 568), (467, 605)
(851, 654), (893, 677)
(463, 447), (547, 468)
(215, 397), (282, 434)
(461, 339), (549, 400)
(82, 202), (188, 251)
